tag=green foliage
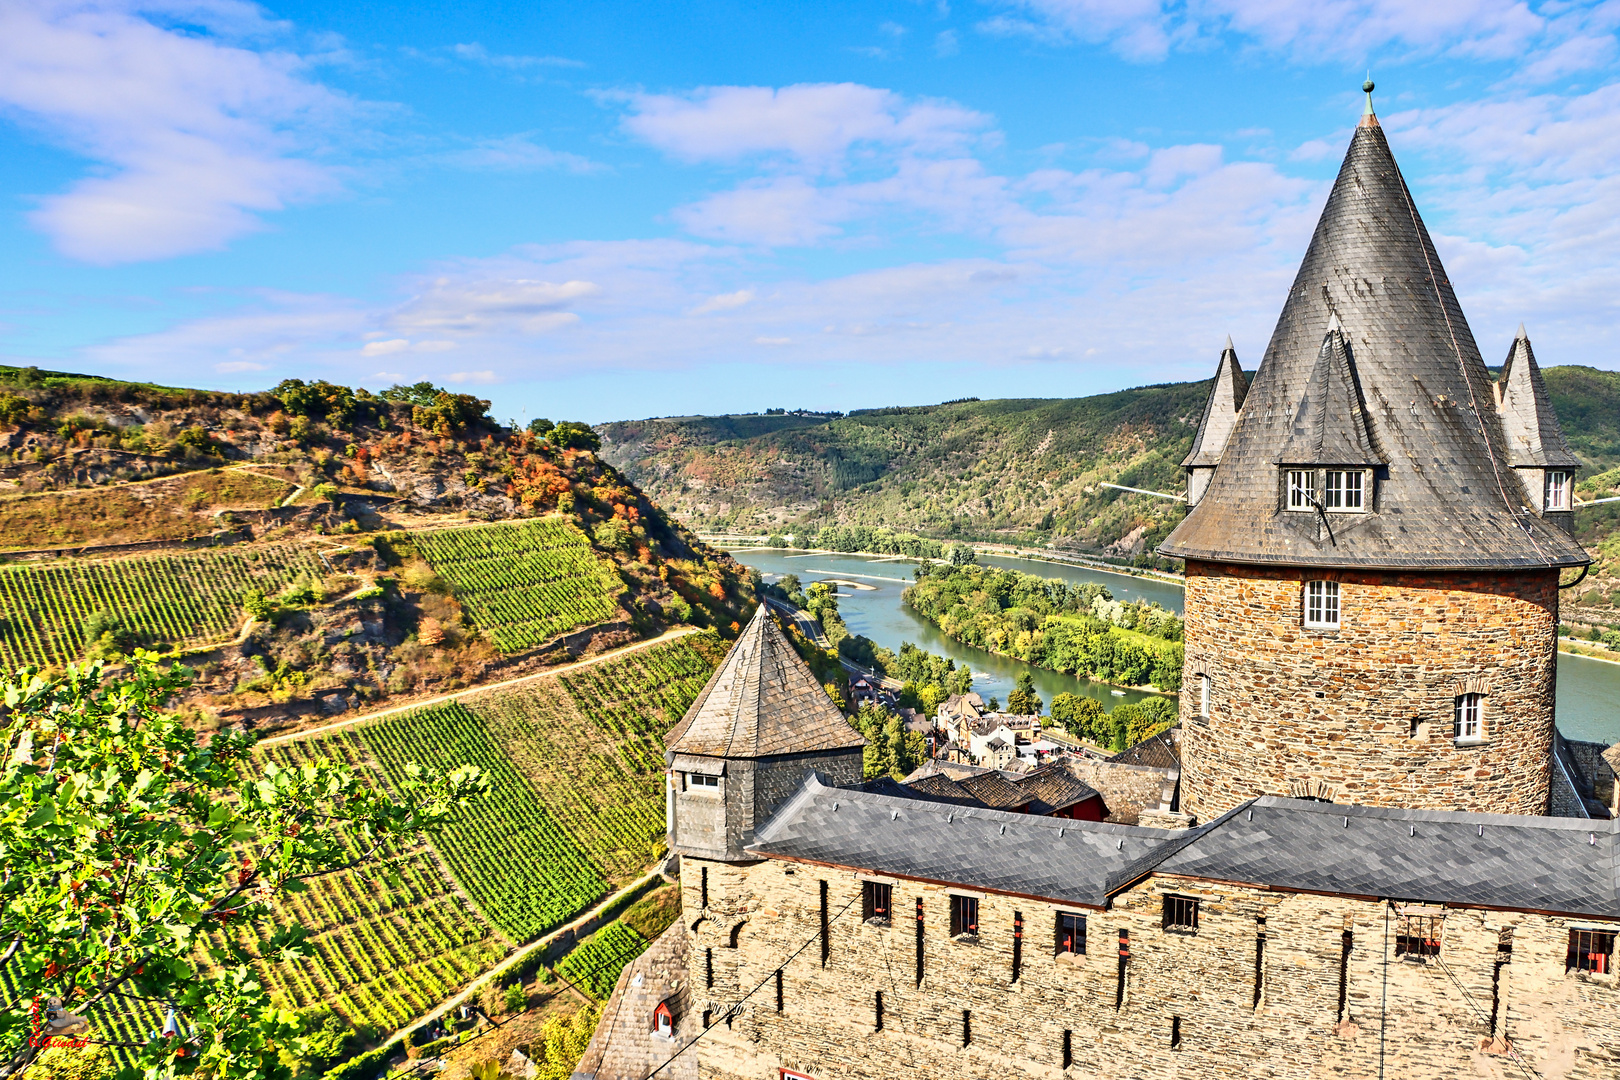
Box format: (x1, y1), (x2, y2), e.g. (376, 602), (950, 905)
(1109, 696), (1179, 751)
(0, 655), (485, 1079)
(274, 380), (377, 429)
(413, 518), (620, 652)
(592, 517), (631, 551)
(175, 426), (220, 456)
(401, 388), (490, 437)
(0, 391), (38, 426)
(797, 526), (950, 560)
(1006, 671), (1042, 716)
(903, 563), (1184, 691)
(850, 704), (927, 780)
(620, 885), (681, 941)
(527, 418), (555, 436)
(309, 482), (341, 504)
(532, 1003), (599, 1080)
(549, 421), (601, 452)
(949, 542), (977, 566)
(766, 534), (788, 547)
(379, 382), (444, 408)
(320, 1044), (395, 1080)
(0, 545), (322, 671)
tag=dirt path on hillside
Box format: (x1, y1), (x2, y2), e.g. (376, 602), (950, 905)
(257, 627), (701, 747)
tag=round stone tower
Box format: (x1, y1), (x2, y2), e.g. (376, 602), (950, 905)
(1158, 85), (1588, 821)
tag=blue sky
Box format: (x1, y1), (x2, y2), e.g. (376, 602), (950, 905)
(1, 1), (1617, 423)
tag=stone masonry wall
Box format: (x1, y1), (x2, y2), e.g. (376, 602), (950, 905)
(1179, 561), (1559, 819)
(753, 751), (864, 839)
(682, 857), (1620, 1080)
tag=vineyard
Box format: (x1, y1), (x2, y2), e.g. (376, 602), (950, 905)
(0, 543), (322, 671)
(557, 921), (648, 1000)
(217, 731), (507, 1032)
(364, 702), (608, 942)
(413, 517), (621, 651)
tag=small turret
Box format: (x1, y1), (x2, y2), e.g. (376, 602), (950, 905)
(1496, 324), (1581, 527)
(1181, 336), (1248, 508)
(665, 605), (866, 863)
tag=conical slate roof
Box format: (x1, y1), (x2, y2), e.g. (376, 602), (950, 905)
(1497, 325), (1580, 468)
(1160, 102), (1588, 570)
(1181, 337), (1249, 468)
(666, 605), (866, 759)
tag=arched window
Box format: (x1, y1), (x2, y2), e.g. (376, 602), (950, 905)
(1303, 581), (1340, 628)
(653, 1001), (674, 1038)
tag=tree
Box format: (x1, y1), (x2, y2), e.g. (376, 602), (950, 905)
(527, 418), (555, 437)
(0, 655), (486, 1079)
(549, 422), (600, 452)
(1005, 671), (1042, 716)
(1049, 693), (1105, 743)
(948, 543), (977, 566)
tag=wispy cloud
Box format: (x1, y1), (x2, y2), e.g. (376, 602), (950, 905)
(445, 133), (604, 174)
(0, 0), (353, 263)
(450, 42), (585, 69)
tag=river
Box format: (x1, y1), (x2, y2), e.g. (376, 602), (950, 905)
(730, 548), (1620, 745)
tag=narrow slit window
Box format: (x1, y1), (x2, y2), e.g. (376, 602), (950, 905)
(962, 1009), (971, 1048)
(1170, 1016), (1182, 1050)
(1324, 470), (1365, 511)
(1546, 471), (1571, 511)
(819, 881), (830, 966)
(1287, 470), (1314, 510)
(862, 881), (892, 926)
(1567, 929), (1616, 974)
(1304, 580), (1341, 629)
(950, 895), (979, 940)
(1199, 673), (1210, 717)
(1394, 914), (1443, 958)
(1056, 912), (1087, 955)
(1062, 1029), (1072, 1070)
(874, 990), (883, 1031)
(1162, 895), (1199, 933)
(1455, 694), (1483, 741)
(1012, 911), (1023, 982)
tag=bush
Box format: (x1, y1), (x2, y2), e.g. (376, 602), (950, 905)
(322, 1045), (396, 1080)
(242, 587), (275, 620)
(310, 482), (341, 504)
(504, 982), (528, 1012)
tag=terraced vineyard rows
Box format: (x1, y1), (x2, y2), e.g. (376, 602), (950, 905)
(557, 921), (648, 1000)
(413, 517), (621, 651)
(219, 731), (507, 1032)
(478, 635), (723, 880)
(363, 703), (607, 941)
(0, 543), (321, 671)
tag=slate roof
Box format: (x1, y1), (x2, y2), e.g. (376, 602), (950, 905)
(751, 778), (1620, 919)
(1015, 761), (1103, 815)
(897, 773), (981, 806)
(957, 772), (1034, 810)
(1181, 337), (1249, 468)
(1277, 317), (1382, 468)
(1152, 797), (1620, 917)
(748, 774), (1177, 908)
(1160, 102), (1588, 571)
(1497, 326), (1580, 469)
(1108, 726), (1182, 770)
(666, 605), (866, 759)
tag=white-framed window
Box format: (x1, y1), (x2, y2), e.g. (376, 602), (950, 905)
(1546, 471), (1571, 511)
(687, 773), (720, 791)
(1455, 693), (1483, 741)
(1287, 470), (1314, 510)
(1324, 470), (1366, 511)
(1304, 581), (1341, 629)
(654, 1001), (674, 1038)
(1199, 673), (1210, 717)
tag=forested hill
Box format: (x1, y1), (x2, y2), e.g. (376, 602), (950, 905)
(597, 366), (1620, 562)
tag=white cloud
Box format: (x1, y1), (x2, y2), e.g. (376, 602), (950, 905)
(977, 0), (1604, 69)
(754, 336), (793, 345)
(446, 134), (602, 174)
(215, 359), (267, 372)
(691, 289), (757, 314)
(390, 278), (599, 335)
(449, 42), (585, 69)
(0, 0), (351, 263)
(935, 29), (961, 56)
(446, 369), (498, 384)
(361, 338), (411, 356)
(620, 83), (990, 169)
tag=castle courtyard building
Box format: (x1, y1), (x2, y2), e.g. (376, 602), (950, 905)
(574, 89), (1617, 1080)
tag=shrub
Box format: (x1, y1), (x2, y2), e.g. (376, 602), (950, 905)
(503, 983), (528, 1013)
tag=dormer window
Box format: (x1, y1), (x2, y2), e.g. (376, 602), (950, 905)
(1287, 470), (1313, 510)
(1324, 470), (1365, 511)
(1546, 471), (1571, 511)
(686, 773), (720, 792)
(653, 1001), (674, 1038)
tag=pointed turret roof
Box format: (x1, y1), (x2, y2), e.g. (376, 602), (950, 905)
(1497, 325), (1580, 469)
(1277, 316), (1381, 467)
(1180, 338), (1249, 468)
(666, 605), (867, 759)
(1160, 90), (1587, 570)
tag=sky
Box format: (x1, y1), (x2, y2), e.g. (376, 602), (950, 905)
(1, 1), (1617, 424)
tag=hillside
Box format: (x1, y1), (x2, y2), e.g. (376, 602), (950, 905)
(0, 365), (755, 731)
(598, 366), (1620, 575)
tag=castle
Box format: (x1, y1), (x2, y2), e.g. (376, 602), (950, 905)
(573, 88), (1620, 1080)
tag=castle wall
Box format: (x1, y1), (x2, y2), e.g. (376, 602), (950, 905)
(682, 857), (1620, 1080)
(1179, 561), (1559, 819)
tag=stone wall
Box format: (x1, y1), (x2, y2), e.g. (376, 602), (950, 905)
(673, 752), (865, 863)
(1061, 759), (1172, 825)
(683, 857), (1620, 1080)
(1179, 562), (1559, 819)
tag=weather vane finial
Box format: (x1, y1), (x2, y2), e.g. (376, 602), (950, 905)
(1363, 75), (1375, 116)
